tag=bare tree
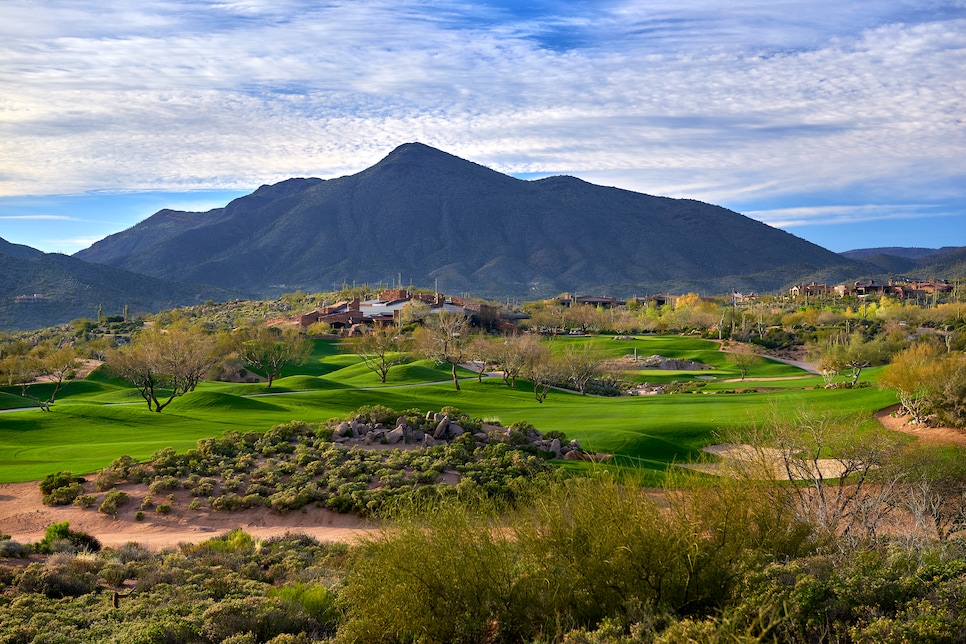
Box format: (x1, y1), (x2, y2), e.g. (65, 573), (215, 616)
(346, 327), (410, 383)
(769, 408), (903, 545)
(413, 313), (471, 390)
(520, 340), (559, 403)
(0, 344), (79, 411)
(466, 334), (497, 383)
(107, 327), (219, 412)
(235, 326), (312, 387)
(561, 344), (603, 395)
(493, 334), (540, 388)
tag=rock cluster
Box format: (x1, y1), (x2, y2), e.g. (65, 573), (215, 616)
(329, 410), (597, 460)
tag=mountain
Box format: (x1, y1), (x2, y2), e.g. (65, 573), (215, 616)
(840, 246), (966, 278)
(76, 143), (861, 299)
(0, 238), (225, 332)
(841, 247), (958, 261)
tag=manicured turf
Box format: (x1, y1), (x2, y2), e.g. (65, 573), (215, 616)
(0, 335), (898, 483)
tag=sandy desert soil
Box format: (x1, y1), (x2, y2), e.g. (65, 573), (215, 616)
(0, 479), (375, 550)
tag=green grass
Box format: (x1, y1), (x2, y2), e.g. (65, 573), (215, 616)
(0, 334), (899, 483)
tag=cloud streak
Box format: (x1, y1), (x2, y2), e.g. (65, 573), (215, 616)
(0, 0), (963, 248)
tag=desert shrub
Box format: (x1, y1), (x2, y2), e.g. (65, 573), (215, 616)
(35, 522), (101, 554)
(73, 494), (97, 508)
(351, 404), (398, 426)
(99, 560), (130, 586)
(40, 471), (86, 506)
(201, 596), (315, 642)
(156, 503), (172, 514)
(39, 470), (80, 495)
(94, 468), (121, 491)
(340, 473), (814, 643)
(0, 538), (29, 558)
(98, 489), (130, 516)
(16, 560), (99, 598)
(211, 494), (246, 511)
(149, 475), (182, 494)
(43, 482), (85, 506)
(269, 582), (339, 634)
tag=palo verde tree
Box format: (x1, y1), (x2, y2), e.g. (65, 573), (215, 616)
(234, 326), (312, 387)
(0, 343), (79, 411)
(107, 326), (219, 412)
(879, 341), (948, 424)
(345, 327), (410, 383)
(812, 332), (889, 388)
(413, 312), (472, 390)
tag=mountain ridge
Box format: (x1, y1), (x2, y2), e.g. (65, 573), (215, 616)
(74, 142), (861, 298)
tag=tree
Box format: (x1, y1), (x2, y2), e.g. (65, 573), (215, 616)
(346, 327), (409, 383)
(107, 327), (219, 412)
(492, 334), (540, 388)
(561, 344), (603, 395)
(466, 334), (498, 383)
(0, 344), (79, 411)
(812, 333), (887, 388)
(520, 340), (559, 403)
(413, 313), (471, 390)
(726, 349), (763, 381)
(235, 326), (312, 387)
(879, 342), (946, 424)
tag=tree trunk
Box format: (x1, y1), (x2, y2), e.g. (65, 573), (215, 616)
(451, 362), (461, 391)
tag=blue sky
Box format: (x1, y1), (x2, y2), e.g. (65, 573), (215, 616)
(0, 0), (963, 255)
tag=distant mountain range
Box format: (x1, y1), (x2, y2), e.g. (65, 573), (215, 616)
(841, 246), (966, 277)
(75, 143), (861, 299)
(0, 238), (225, 332)
(2, 143), (962, 332)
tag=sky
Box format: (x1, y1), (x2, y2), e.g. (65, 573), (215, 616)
(0, 0), (964, 255)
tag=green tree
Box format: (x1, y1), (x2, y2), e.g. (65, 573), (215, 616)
(726, 349), (763, 380)
(107, 326), (219, 412)
(879, 342), (947, 424)
(235, 326), (312, 387)
(0, 344), (79, 411)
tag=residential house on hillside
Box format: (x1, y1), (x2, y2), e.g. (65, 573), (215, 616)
(299, 289), (518, 332)
(833, 279), (953, 299)
(556, 294), (626, 308)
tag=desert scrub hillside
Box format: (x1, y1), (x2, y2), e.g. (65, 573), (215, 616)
(39, 405), (582, 518)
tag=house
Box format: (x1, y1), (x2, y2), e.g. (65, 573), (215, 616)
(299, 290), (517, 332)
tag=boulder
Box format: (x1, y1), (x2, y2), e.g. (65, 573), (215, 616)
(549, 438), (562, 457)
(449, 423), (464, 437)
(335, 421), (353, 438)
(386, 427), (405, 444)
(433, 417), (450, 439)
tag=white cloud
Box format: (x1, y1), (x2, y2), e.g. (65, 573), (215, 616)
(0, 0), (963, 243)
(0, 214), (78, 221)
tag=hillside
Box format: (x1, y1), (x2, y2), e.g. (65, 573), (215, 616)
(841, 245), (966, 278)
(75, 143), (860, 298)
(0, 240), (226, 331)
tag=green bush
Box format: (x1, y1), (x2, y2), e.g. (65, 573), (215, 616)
(35, 522), (101, 554)
(98, 489), (130, 516)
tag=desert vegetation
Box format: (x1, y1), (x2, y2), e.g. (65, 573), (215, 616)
(1, 289), (966, 641)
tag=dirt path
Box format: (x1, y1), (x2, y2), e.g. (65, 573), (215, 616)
(875, 404), (966, 446)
